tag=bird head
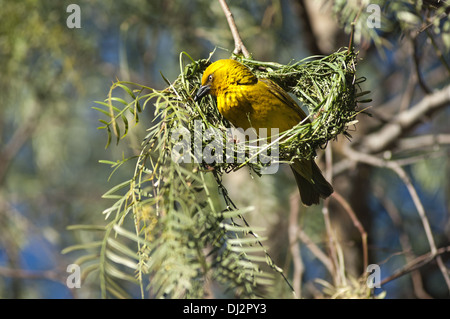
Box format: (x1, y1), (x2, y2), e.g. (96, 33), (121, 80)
(194, 59), (257, 102)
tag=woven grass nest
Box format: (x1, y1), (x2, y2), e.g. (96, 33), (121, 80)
(176, 48), (367, 174)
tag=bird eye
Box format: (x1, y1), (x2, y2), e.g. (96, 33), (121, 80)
(208, 74), (213, 82)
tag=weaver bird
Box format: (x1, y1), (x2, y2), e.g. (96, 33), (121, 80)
(194, 59), (333, 206)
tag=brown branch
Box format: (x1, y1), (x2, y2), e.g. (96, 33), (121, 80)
(331, 191), (368, 275)
(289, 193), (304, 298)
(380, 245), (450, 287)
(322, 147), (340, 285)
(0, 266), (61, 281)
(412, 35), (432, 94)
(343, 145), (450, 292)
(424, 27), (450, 74)
(292, 150), (334, 279)
(0, 103), (39, 184)
(361, 84), (450, 154)
(297, 228), (334, 276)
(373, 185), (432, 298)
(218, 0), (251, 58)
(399, 65), (418, 112)
(397, 133), (450, 151)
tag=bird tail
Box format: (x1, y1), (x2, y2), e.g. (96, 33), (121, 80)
(291, 159), (333, 206)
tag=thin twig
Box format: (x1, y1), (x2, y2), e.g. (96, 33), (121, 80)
(331, 191), (368, 275)
(297, 229), (334, 276)
(397, 134), (450, 151)
(344, 145), (450, 292)
(0, 266), (61, 281)
(412, 34), (432, 94)
(0, 102), (39, 184)
(373, 185), (432, 298)
(289, 193), (304, 298)
(423, 26), (450, 75)
(322, 147), (339, 285)
(347, 3), (364, 53)
(218, 0), (251, 58)
(380, 245), (450, 287)
(362, 84), (450, 153)
(399, 64), (418, 112)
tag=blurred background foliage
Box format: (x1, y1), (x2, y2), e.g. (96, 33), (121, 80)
(0, 0), (449, 298)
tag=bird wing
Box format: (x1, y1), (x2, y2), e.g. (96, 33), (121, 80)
(259, 78), (309, 122)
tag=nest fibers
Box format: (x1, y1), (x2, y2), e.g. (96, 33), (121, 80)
(177, 48), (367, 175)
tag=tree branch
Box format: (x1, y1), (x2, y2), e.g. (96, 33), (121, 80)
(361, 84), (450, 154)
(0, 103), (39, 185)
(218, 0), (251, 58)
(412, 35), (432, 94)
(331, 191), (368, 275)
(322, 147), (340, 286)
(343, 145), (450, 292)
(397, 134), (450, 151)
(289, 193), (304, 298)
(297, 228), (334, 277)
(373, 185), (432, 298)
(0, 266), (61, 281)
(380, 245), (450, 287)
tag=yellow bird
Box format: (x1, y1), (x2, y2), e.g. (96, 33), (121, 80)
(194, 59), (333, 206)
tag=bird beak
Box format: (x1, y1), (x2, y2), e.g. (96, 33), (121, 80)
(194, 84), (211, 102)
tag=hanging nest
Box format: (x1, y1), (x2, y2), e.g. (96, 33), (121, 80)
(95, 48), (368, 176)
(177, 48), (368, 175)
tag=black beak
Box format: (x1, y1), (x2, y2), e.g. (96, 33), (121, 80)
(194, 85), (211, 102)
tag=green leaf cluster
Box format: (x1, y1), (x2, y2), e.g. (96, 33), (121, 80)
(65, 52), (286, 298)
(333, 0), (450, 54)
